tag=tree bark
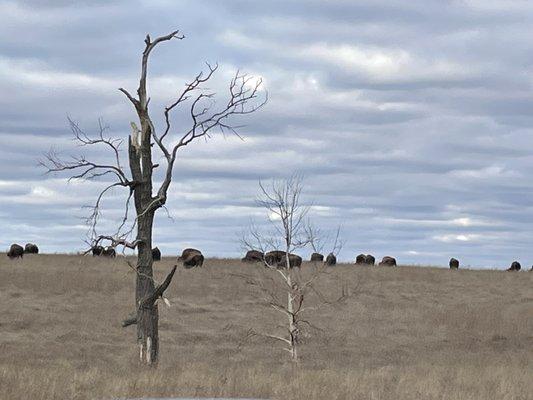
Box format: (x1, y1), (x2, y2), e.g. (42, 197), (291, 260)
(136, 212), (157, 364)
(285, 247), (298, 362)
(129, 99), (159, 363)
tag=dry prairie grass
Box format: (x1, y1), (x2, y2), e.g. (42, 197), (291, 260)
(0, 254), (531, 400)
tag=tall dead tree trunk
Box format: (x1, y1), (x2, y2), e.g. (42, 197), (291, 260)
(42, 29), (265, 365)
(127, 40), (159, 362)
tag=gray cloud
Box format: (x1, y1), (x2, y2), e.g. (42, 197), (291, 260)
(1, 0), (532, 268)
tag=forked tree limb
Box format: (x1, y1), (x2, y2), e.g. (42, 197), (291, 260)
(122, 265), (177, 328)
(141, 265), (177, 308)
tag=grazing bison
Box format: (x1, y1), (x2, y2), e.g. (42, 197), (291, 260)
(286, 254), (302, 268)
(310, 252), (324, 262)
(24, 243), (39, 254)
(379, 256), (397, 267)
(366, 254), (376, 265)
(264, 251), (302, 268)
(7, 244), (24, 259)
(449, 258), (459, 269)
(507, 261), (521, 271)
(264, 250), (285, 266)
(242, 250), (264, 263)
(92, 245), (104, 256)
(355, 254), (366, 264)
(179, 248), (204, 268)
(102, 247), (116, 258)
(152, 247), (161, 261)
(184, 254), (204, 268)
(355, 254), (375, 266)
(325, 252), (336, 266)
(178, 248), (202, 261)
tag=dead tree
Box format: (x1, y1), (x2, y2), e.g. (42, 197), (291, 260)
(41, 29), (265, 365)
(241, 175), (347, 362)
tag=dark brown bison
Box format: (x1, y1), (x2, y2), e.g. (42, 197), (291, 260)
(184, 254), (204, 268)
(325, 252), (336, 266)
(449, 258), (459, 269)
(355, 254), (366, 264)
(264, 251), (302, 268)
(242, 250), (264, 263)
(92, 245), (104, 256)
(286, 254), (302, 268)
(310, 252), (324, 262)
(179, 248), (204, 268)
(264, 250), (285, 266)
(24, 243), (39, 254)
(7, 244), (24, 259)
(178, 248), (202, 261)
(102, 247), (116, 258)
(355, 254), (375, 265)
(379, 256), (397, 267)
(152, 247), (161, 261)
(507, 261), (521, 271)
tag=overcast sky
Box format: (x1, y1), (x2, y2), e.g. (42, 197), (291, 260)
(1, 0), (533, 268)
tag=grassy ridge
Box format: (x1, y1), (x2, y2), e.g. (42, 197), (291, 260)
(0, 255), (531, 399)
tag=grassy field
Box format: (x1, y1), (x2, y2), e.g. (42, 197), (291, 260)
(0, 254), (531, 400)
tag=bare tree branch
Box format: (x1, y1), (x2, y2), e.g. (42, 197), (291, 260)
(239, 176), (348, 362)
(141, 265), (177, 307)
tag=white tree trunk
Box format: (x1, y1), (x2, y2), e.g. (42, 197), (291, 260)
(285, 247), (298, 362)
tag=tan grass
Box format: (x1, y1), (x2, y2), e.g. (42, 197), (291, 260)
(0, 254), (531, 400)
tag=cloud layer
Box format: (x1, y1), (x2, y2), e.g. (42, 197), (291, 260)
(1, 0), (533, 268)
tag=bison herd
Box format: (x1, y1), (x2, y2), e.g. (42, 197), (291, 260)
(6, 243), (38, 259)
(242, 250), (336, 267)
(241, 250), (392, 268)
(239, 252), (530, 272)
(91, 245), (204, 267)
(4, 242), (532, 271)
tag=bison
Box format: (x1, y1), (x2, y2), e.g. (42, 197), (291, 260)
(152, 247), (161, 261)
(24, 243), (39, 254)
(92, 245), (104, 256)
(310, 252), (324, 262)
(379, 256), (397, 267)
(286, 254), (302, 268)
(178, 248), (201, 261)
(355, 254), (365, 264)
(179, 248), (204, 268)
(264, 251), (302, 268)
(264, 250), (285, 266)
(102, 247), (116, 258)
(242, 250), (264, 263)
(325, 252), (336, 266)
(183, 254), (204, 268)
(507, 261), (521, 271)
(449, 258), (459, 269)
(355, 254), (375, 266)
(7, 244), (24, 259)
